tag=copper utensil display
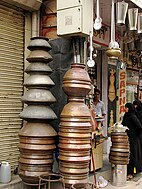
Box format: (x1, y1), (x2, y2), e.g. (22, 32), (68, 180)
(18, 37), (57, 185)
(59, 63), (91, 186)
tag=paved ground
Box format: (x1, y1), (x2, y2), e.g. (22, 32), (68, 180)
(89, 155), (142, 189)
(104, 177), (142, 189)
(0, 154), (142, 189)
(89, 171), (142, 189)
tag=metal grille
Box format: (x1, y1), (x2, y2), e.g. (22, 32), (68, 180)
(0, 3), (24, 170)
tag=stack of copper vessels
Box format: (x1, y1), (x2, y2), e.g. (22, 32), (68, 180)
(109, 132), (130, 165)
(18, 37), (57, 185)
(109, 123), (130, 186)
(59, 63), (92, 186)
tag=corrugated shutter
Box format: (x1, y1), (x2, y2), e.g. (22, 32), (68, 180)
(0, 3), (24, 170)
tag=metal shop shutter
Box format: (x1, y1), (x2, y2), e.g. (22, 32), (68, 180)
(0, 3), (24, 170)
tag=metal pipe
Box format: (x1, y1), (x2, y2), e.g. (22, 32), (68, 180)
(32, 11), (40, 37)
(111, 0), (115, 43)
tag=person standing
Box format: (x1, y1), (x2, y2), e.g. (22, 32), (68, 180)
(122, 103), (142, 178)
(133, 99), (142, 125)
(93, 88), (106, 117)
(133, 99), (142, 175)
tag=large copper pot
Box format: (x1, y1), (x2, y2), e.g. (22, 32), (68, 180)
(63, 64), (91, 97)
(60, 99), (91, 118)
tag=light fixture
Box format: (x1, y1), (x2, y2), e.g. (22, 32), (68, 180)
(106, 0), (121, 59)
(94, 0), (102, 30)
(138, 13), (142, 33)
(87, 32), (95, 67)
(128, 8), (138, 30)
(116, 1), (128, 26)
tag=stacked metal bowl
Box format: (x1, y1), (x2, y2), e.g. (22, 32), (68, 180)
(59, 63), (92, 186)
(109, 132), (130, 165)
(18, 37), (57, 185)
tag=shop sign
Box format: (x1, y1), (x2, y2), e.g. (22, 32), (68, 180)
(117, 70), (126, 121)
(93, 23), (110, 47)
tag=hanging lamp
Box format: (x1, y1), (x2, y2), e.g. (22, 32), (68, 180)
(137, 13), (142, 33)
(94, 0), (102, 30)
(116, 1), (128, 26)
(106, 0), (121, 59)
(128, 8), (138, 31)
(87, 32), (95, 67)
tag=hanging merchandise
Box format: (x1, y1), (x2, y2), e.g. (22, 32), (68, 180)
(106, 0), (121, 59)
(116, 1), (128, 25)
(94, 0), (102, 30)
(128, 8), (138, 30)
(138, 13), (142, 33)
(87, 32), (95, 67)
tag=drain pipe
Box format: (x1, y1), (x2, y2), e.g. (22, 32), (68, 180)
(32, 11), (40, 37)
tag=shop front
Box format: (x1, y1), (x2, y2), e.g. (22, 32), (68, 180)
(0, 0), (41, 172)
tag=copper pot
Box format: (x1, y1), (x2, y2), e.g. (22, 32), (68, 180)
(110, 159), (129, 165)
(59, 127), (91, 133)
(109, 155), (129, 162)
(59, 132), (91, 138)
(59, 155), (90, 162)
(110, 151), (129, 157)
(19, 122), (57, 137)
(63, 64), (91, 97)
(60, 100), (91, 118)
(19, 137), (55, 144)
(60, 118), (90, 122)
(59, 150), (90, 157)
(60, 121), (91, 128)
(60, 173), (89, 180)
(60, 167), (89, 174)
(18, 143), (56, 151)
(24, 74), (55, 87)
(27, 37), (51, 51)
(59, 162), (89, 169)
(110, 147), (129, 153)
(58, 143), (91, 150)
(63, 178), (89, 185)
(25, 62), (52, 74)
(111, 132), (127, 136)
(27, 50), (53, 62)
(20, 105), (57, 120)
(59, 138), (91, 144)
(19, 170), (50, 184)
(19, 164), (52, 172)
(20, 153), (53, 159)
(111, 137), (128, 143)
(19, 157), (53, 165)
(21, 89), (56, 105)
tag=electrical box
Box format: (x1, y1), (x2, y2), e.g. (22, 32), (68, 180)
(57, 0), (93, 36)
